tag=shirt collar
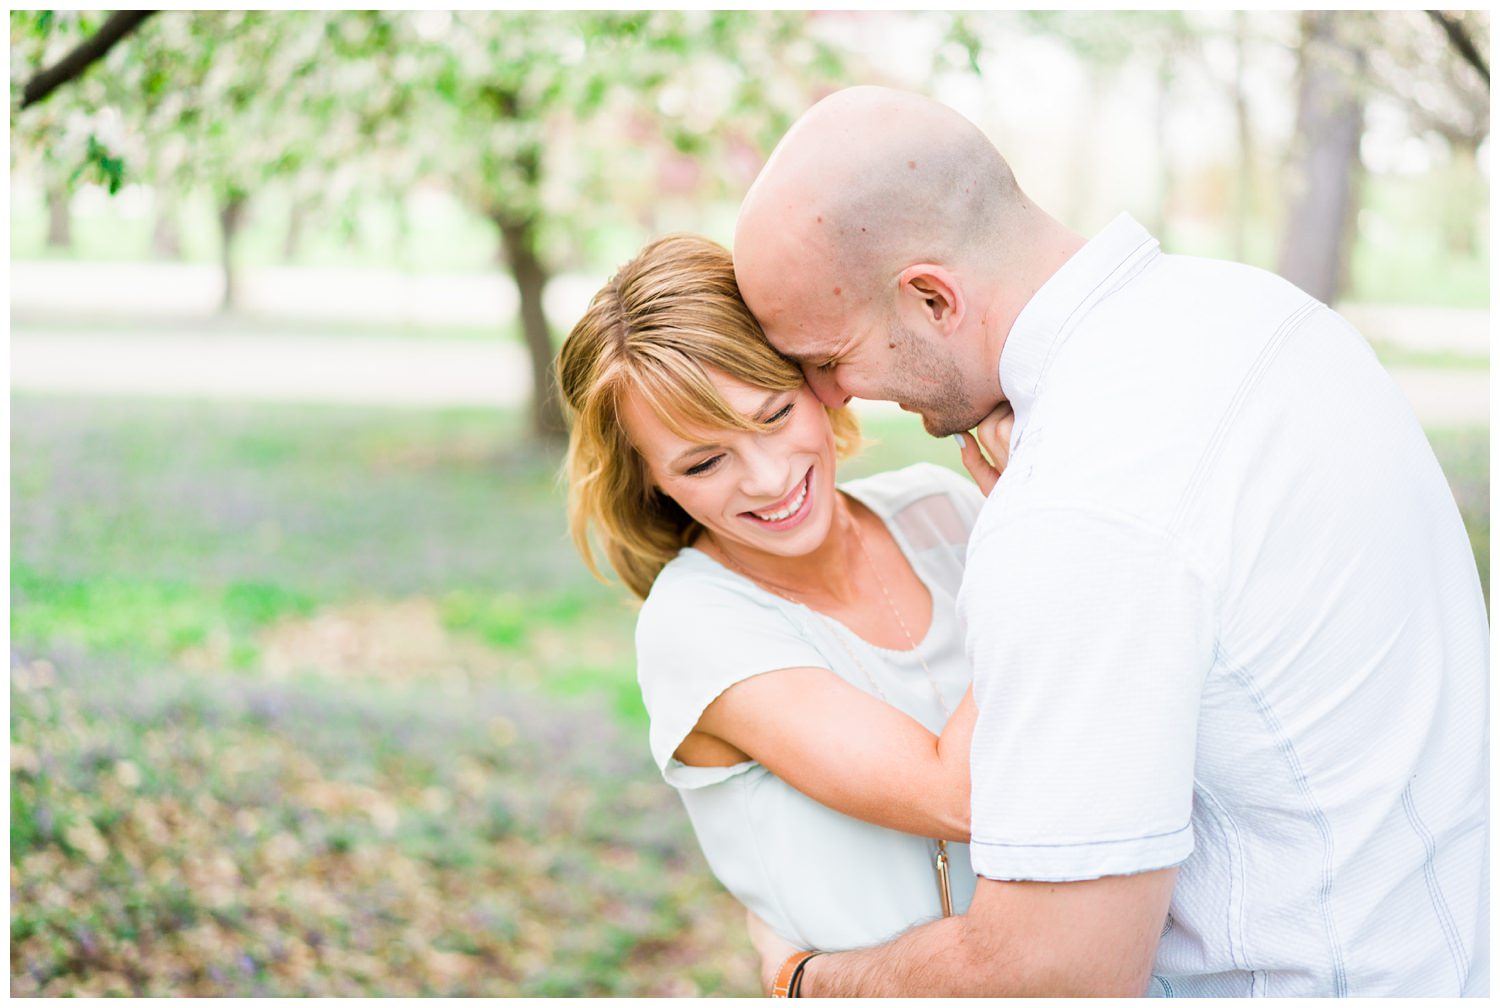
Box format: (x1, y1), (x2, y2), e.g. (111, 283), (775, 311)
(998, 213), (1160, 431)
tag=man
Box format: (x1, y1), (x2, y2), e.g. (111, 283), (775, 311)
(731, 85), (1488, 997)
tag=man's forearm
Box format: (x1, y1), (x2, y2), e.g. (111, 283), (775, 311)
(797, 913), (983, 997)
(791, 871), (1173, 997)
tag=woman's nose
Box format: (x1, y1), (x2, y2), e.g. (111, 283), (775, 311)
(738, 439), (789, 497)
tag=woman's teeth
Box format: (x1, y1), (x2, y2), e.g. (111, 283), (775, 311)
(752, 478), (808, 522)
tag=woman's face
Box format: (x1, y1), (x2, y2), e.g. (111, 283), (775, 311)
(619, 367), (839, 560)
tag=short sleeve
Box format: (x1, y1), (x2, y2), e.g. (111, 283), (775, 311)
(853, 462), (986, 557)
(636, 564), (830, 790)
(961, 504), (1215, 881)
(918, 462), (987, 534)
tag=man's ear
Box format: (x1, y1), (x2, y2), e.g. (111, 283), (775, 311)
(896, 264), (964, 336)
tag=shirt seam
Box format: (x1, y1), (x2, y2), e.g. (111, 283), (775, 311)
(1401, 780), (1469, 990)
(1193, 780), (1252, 972)
(970, 821), (1191, 850)
(1220, 646), (1349, 996)
(1166, 298), (1321, 539)
(1028, 234), (1161, 401)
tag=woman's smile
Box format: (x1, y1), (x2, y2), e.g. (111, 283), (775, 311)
(743, 468), (814, 529)
(618, 368), (837, 560)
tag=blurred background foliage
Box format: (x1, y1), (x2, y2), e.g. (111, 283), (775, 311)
(9, 9), (1490, 997)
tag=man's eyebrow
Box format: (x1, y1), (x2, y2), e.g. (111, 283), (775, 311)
(667, 392), (782, 468)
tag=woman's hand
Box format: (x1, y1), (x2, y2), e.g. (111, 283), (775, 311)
(954, 401), (1015, 495)
(746, 907), (799, 995)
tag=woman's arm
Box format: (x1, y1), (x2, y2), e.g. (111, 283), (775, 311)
(677, 673), (976, 841)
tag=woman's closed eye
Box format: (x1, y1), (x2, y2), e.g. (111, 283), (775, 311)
(764, 402), (795, 425)
(681, 402), (793, 476)
(684, 454), (723, 477)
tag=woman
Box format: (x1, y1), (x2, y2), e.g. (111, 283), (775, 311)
(557, 233), (1000, 954)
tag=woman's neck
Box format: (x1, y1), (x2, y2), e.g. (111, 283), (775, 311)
(702, 491), (865, 609)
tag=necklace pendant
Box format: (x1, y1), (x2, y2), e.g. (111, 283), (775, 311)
(935, 839), (953, 917)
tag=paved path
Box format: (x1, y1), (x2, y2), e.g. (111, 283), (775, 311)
(9, 260), (1489, 426)
(11, 329), (532, 409)
(10, 329), (1486, 428)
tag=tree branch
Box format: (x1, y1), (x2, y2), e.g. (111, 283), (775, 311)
(20, 11), (157, 110)
(1426, 10), (1490, 88)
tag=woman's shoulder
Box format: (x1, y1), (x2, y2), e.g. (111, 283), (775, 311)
(635, 549), (825, 785)
(841, 462), (983, 519)
(636, 549), (798, 651)
(641, 548), (768, 615)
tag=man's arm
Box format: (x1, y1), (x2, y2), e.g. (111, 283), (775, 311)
(760, 867), (1176, 996)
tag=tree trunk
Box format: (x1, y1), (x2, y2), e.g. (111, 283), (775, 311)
(482, 85), (566, 446)
(45, 183), (72, 249)
(218, 192), (248, 314)
(1276, 11), (1366, 304)
(1152, 52), (1174, 246)
(152, 197), (181, 260)
(494, 212), (567, 444)
(1065, 70), (1106, 227)
(283, 196), (309, 262)
(1441, 140), (1482, 257)
(1231, 11), (1255, 262)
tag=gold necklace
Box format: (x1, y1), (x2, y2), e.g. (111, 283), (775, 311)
(711, 505), (956, 918)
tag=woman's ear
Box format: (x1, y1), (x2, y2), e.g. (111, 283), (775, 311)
(896, 264), (964, 335)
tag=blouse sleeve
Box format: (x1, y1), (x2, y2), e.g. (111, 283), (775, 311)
(635, 567), (831, 789)
(920, 462), (987, 535)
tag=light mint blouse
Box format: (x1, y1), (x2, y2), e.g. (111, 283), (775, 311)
(635, 463), (986, 951)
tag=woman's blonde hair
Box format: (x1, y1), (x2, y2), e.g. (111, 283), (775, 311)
(557, 233), (861, 600)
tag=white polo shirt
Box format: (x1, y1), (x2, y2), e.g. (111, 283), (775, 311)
(961, 214), (1488, 996)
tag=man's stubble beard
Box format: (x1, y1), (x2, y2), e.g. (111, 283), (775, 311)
(888, 317), (994, 438)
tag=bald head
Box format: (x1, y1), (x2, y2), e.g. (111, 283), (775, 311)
(734, 86), (1029, 332)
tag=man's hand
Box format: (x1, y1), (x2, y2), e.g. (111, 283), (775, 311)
(745, 907), (799, 995)
(955, 400), (1016, 494)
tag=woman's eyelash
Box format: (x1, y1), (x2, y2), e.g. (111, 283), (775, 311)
(682, 403), (792, 476)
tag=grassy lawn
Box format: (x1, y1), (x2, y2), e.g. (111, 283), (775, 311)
(10, 393), (1488, 995)
(10, 396), (745, 996)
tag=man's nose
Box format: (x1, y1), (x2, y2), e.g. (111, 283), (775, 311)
(803, 367), (851, 409)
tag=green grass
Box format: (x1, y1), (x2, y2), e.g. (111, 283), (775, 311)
(10, 393), (758, 995)
(10, 392), (1488, 995)
(1366, 343), (1490, 372)
(11, 566), (314, 669)
(1426, 426), (1490, 602)
(11, 651), (745, 995)
(1347, 171), (1489, 309)
(11, 397), (574, 596)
